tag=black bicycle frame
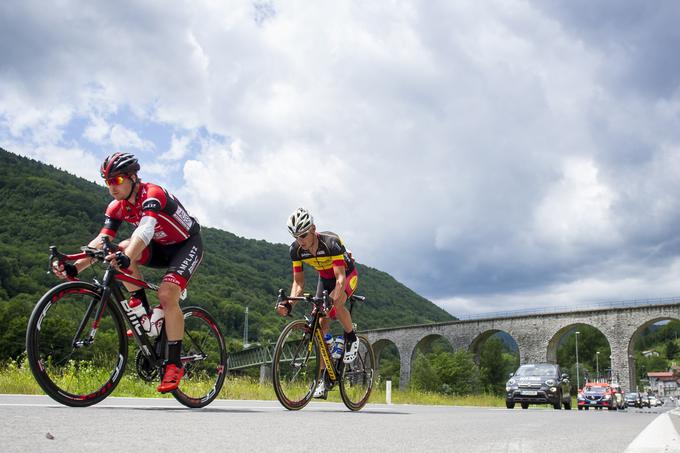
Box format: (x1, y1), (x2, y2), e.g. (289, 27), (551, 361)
(71, 264), (164, 366)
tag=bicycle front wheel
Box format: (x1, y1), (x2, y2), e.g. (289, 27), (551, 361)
(25, 281), (128, 407)
(272, 320), (321, 410)
(339, 335), (375, 411)
(172, 306), (228, 408)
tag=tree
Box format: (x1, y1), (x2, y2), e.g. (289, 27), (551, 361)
(666, 340), (679, 360)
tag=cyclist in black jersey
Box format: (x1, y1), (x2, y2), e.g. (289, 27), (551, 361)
(276, 208), (359, 398)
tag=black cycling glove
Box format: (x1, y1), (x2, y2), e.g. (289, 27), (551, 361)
(63, 262), (78, 278)
(114, 251), (131, 269)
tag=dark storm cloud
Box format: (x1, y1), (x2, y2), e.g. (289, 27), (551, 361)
(531, 0), (680, 99)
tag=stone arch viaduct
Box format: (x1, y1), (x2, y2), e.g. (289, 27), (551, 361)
(363, 301), (680, 391)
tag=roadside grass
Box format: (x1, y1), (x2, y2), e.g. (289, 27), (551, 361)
(0, 358), (511, 406)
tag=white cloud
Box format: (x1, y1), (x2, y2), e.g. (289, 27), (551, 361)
(436, 257), (680, 317)
(2, 0), (680, 314)
(533, 158), (619, 249)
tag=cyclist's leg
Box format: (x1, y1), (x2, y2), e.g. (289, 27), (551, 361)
(162, 234), (203, 340)
(316, 276), (332, 335)
(336, 269), (359, 363)
(156, 234), (203, 392)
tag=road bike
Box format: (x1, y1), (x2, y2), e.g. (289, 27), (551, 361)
(271, 289), (375, 411)
(25, 240), (227, 408)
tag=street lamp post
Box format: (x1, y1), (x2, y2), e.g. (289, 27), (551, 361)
(596, 351), (600, 381)
(575, 331), (581, 391)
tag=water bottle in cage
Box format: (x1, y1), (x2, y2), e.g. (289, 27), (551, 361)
(331, 336), (345, 360)
(148, 306), (165, 337)
(323, 333), (334, 354)
(127, 296), (151, 332)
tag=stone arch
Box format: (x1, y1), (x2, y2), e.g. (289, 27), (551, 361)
(372, 338), (401, 380)
(469, 329), (519, 364)
(627, 315), (680, 393)
(546, 322), (612, 388)
(411, 334), (454, 362)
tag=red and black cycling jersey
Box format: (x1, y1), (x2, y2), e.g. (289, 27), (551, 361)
(101, 182), (200, 245)
(290, 231), (355, 279)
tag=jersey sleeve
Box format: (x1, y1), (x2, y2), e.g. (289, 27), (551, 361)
(141, 184), (168, 219)
(328, 236), (348, 268)
(290, 243), (303, 273)
(101, 200), (123, 237)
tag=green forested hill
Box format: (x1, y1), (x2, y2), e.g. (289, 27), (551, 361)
(0, 148), (454, 359)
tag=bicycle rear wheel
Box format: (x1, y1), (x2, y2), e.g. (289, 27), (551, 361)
(272, 320), (321, 410)
(339, 335), (375, 411)
(172, 306), (227, 408)
(25, 281), (127, 407)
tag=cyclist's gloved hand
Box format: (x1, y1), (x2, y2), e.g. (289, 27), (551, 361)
(113, 251), (131, 269)
(52, 261), (78, 279)
(276, 301), (292, 317)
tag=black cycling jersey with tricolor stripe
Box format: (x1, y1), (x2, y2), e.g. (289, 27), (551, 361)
(290, 231), (355, 279)
(101, 182), (200, 245)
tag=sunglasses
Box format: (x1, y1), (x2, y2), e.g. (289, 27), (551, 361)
(295, 231), (311, 240)
(105, 175), (128, 186)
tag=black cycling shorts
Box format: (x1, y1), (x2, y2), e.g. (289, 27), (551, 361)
(139, 234), (204, 290)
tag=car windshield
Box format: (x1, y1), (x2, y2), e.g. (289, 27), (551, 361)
(586, 386), (606, 392)
(627, 393), (638, 398)
(514, 364), (556, 377)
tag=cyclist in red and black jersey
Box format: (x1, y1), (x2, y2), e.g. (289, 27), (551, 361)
(276, 208), (359, 397)
(52, 152), (203, 393)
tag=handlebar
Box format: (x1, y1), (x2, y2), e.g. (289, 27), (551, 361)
(274, 288), (366, 312)
(47, 237), (133, 277)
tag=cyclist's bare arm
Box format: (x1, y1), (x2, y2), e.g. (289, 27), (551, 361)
(276, 271), (305, 316)
(330, 265), (347, 303)
(290, 270), (305, 298)
(104, 234), (146, 269)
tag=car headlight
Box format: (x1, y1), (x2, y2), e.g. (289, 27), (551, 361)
(549, 387), (557, 393)
(545, 379), (556, 386)
(604, 394), (611, 400)
(577, 394), (585, 401)
(507, 379), (516, 386)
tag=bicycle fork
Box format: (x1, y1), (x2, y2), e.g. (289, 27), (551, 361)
(71, 285), (112, 349)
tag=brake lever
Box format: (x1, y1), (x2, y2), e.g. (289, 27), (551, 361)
(47, 245), (66, 274)
(100, 236), (113, 256)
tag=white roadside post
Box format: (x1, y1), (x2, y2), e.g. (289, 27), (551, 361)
(386, 380), (392, 404)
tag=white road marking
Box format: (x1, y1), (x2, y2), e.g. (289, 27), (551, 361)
(624, 410), (680, 453)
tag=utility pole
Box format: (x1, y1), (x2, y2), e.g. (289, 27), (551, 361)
(575, 331), (581, 391)
(243, 307), (249, 349)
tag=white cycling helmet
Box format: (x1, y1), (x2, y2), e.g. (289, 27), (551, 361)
(287, 208), (314, 237)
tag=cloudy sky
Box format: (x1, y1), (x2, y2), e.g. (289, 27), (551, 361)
(2, 0), (680, 316)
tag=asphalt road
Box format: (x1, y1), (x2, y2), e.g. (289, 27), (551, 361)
(0, 394), (671, 453)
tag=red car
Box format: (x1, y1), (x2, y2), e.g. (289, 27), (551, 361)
(577, 382), (617, 410)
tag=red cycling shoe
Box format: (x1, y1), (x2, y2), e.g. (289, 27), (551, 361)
(157, 364), (184, 393)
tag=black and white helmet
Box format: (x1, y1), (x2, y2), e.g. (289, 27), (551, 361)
(287, 208), (314, 237)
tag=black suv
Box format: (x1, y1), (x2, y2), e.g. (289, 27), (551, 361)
(506, 363), (572, 410)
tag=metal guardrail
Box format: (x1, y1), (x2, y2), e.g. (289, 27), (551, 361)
(228, 341), (319, 370)
(456, 296), (680, 320)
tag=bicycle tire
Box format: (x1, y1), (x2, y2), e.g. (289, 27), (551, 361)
(339, 335), (375, 411)
(172, 306), (228, 408)
(26, 281), (128, 407)
(272, 319), (321, 410)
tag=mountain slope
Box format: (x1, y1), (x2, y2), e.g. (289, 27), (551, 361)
(0, 148), (454, 358)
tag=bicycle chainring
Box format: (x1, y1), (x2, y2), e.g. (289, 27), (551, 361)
(135, 350), (159, 382)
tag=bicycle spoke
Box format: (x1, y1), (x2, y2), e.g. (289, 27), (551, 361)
(172, 307), (227, 408)
(339, 335), (375, 411)
(272, 320), (320, 410)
